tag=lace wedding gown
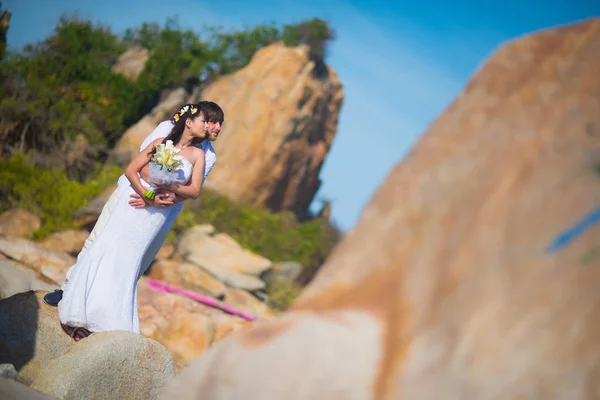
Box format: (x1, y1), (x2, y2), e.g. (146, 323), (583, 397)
(58, 159), (193, 333)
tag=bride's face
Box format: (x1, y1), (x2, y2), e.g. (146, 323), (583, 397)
(187, 115), (208, 138)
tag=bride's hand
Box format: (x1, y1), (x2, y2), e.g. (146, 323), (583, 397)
(155, 189), (176, 205)
(129, 193), (171, 208)
(129, 193), (147, 209)
(154, 194), (175, 207)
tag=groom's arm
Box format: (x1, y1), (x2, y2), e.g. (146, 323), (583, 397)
(129, 120), (179, 208)
(139, 120), (174, 151)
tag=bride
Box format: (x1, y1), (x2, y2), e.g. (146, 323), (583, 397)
(58, 103), (208, 341)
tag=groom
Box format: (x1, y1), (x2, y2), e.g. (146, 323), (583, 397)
(44, 101), (225, 306)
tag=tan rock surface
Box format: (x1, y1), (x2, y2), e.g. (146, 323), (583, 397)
(112, 45), (149, 80)
(177, 226), (268, 290)
(0, 209), (40, 238)
(0, 260), (57, 300)
(222, 287), (276, 320)
(147, 259), (227, 299)
(156, 311), (214, 366)
(195, 42), (344, 216)
(0, 291), (175, 399)
(189, 260), (266, 291)
(30, 331), (174, 400)
(155, 243), (175, 260)
(0, 237), (74, 286)
(0, 291), (74, 385)
(38, 229), (88, 256)
(158, 18), (600, 400)
(138, 279), (223, 368)
(211, 314), (252, 343)
(178, 228), (271, 276)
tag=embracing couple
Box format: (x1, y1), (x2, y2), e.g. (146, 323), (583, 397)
(44, 101), (224, 341)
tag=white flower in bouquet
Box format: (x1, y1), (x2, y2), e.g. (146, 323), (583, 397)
(144, 140), (184, 201)
(151, 140), (184, 172)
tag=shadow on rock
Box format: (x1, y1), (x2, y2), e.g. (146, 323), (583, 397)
(0, 291), (41, 374)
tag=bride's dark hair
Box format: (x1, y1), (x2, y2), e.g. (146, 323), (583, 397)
(148, 103), (205, 157)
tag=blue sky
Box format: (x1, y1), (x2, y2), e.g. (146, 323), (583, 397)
(4, 0), (598, 231)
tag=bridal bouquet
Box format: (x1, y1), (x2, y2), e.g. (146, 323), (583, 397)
(144, 140), (183, 201)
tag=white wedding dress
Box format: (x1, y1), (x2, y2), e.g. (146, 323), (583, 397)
(58, 159), (193, 333)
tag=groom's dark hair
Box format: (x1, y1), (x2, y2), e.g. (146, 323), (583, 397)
(197, 101), (224, 125)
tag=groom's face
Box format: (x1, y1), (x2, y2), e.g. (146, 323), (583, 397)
(206, 120), (222, 142)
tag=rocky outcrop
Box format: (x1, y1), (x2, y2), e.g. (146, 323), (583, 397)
(112, 46), (149, 80)
(0, 209), (40, 238)
(38, 229), (89, 256)
(194, 42), (344, 217)
(0, 291), (73, 384)
(0, 259), (56, 300)
(177, 225), (271, 290)
(158, 18), (600, 399)
(0, 236), (74, 286)
(147, 259), (227, 299)
(0, 291), (175, 399)
(30, 331), (174, 399)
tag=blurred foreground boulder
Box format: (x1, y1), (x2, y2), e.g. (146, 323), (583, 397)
(159, 18), (600, 400)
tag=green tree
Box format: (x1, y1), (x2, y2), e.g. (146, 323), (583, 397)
(282, 18), (335, 63)
(204, 22), (280, 76)
(0, 15), (136, 178)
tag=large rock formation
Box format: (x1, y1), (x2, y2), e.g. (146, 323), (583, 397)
(112, 42), (343, 218)
(158, 18), (600, 399)
(0, 291), (175, 399)
(195, 42), (344, 217)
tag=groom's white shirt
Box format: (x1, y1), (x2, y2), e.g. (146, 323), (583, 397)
(140, 120), (217, 183)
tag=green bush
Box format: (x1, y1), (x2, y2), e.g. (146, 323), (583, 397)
(281, 18), (335, 62)
(173, 190), (340, 271)
(265, 279), (303, 311)
(0, 16), (137, 178)
(0, 153), (121, 239)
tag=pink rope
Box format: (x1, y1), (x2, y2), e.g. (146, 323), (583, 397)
(145, 278), (257, 322)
